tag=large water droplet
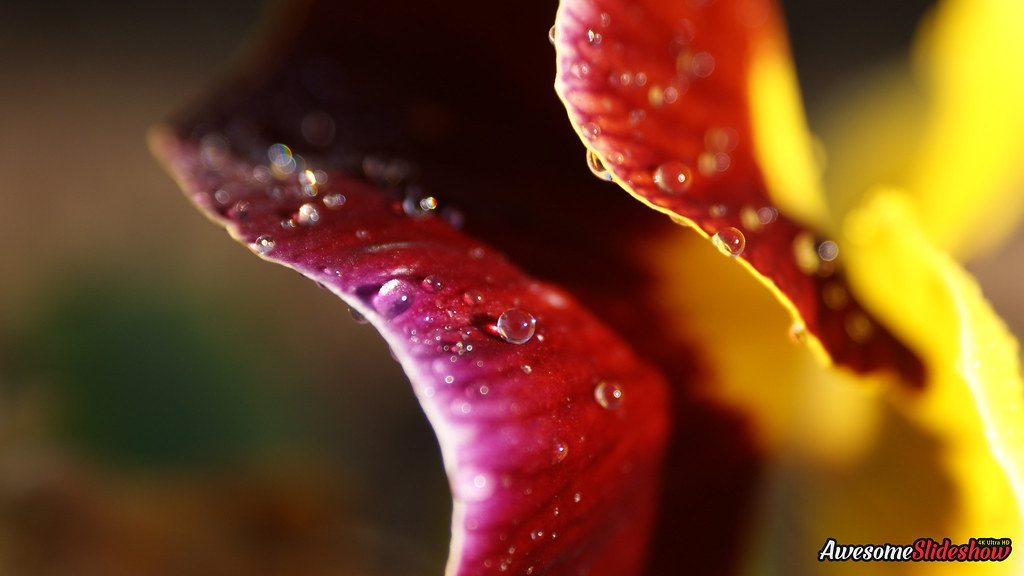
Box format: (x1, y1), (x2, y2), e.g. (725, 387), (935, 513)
(594, 381), (623, 409)
(496, 308), (536, 344)
(653, 161), (693, 194)
(297, 203), (320, 226)
(253, 235), (276, 254)
(712, 227), (745, 257)
(547, 25), (556, 45)
(374, 279), (415, 319)
(586, 149), (612, 181)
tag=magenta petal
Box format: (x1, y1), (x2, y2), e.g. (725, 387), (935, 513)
(152, 126), (670, 574)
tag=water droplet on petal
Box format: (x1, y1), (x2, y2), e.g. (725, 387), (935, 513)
(267, 143), (296, 175)
(496, 308), (536, 344)
(463, 290), (484, 306)
(253, 235), (276, 254)
(348, 307), (369, 324)
(551, 440), (569, 464)
(653, 161), (693, 194)
(789, 322), (808, 344)
(585, 150), (612, 181)
(297, 203), (320, 226)
(530, 530), (544, 541)
(548, 25), (556, 44)
(421, 275), (443, 293)
(374, 279), (415, 319)
(582, 122), (601, 139)
(573, 492), (582, 503)
(817, 240), (839, 261)
(691, 51), (715, 77)
(200, 133), (229, 170)
(757, 206), (778, 225)
(594, 381), (623, 409)
(323, 193), (346, 208)
(587, 29), (602, 45)
(712, 227), (745, 257)
(298, 169), (319, 196)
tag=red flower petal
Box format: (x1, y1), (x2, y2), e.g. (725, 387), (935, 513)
(152, 1), (777, 573)
(553, 0), (924, 385)
(153, 131), (670, 575)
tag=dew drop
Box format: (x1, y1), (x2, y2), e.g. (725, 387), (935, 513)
(403, 189), (438, 217)
(297, 203), (320, 226)
(653, 161), (693, 194)
(582, 122), (601, 139)
(374, 279), (415, 319)
(594, 381), (623, 409)
(323, 193), (346, 208)
(586, 29), (602, 45)
(789, 323), (808, 345)
(421, 275), (443, 293)
(817, 240), (839, 262)
(348, 307), (369, 324)
(757, 206), (778, 225)
(463, 290), (484, 306)
(712, 227), (745, 257)
(530, 530), (544, 541)
(496, 308), (537, 344)
(573, 492), (582, 503)
(551, 440), (569, 464)
(690, 51), (716, 77)
(298, 169), (319, 196)
(199, 133), (229, 170)
(253, 235), (276, 254)
(585, 149), (612, 181)
(214, 189), (230, 204)
(548, 25), (556, 45)
(267, 143), (296, 175)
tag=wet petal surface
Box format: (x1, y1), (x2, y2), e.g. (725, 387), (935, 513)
(553, 0), (924, 385)
(153, 130), (670, 576)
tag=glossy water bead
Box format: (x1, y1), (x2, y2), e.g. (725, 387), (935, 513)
(594, 380), (623, 409)
(496, 308), (537, 344)
(653, 161), (693, 194)
(712, 227), (745, 257)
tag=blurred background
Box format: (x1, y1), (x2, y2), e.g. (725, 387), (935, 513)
(1, 0), (1021, 574)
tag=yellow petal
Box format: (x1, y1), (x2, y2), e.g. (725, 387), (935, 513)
(843, 188), (1024, 571)
(904, 0), (1024, 259)
(747, 17), (828, 229)
(646, 187), (1023, 573)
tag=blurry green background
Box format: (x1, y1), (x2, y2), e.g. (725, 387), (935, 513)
(1, 0), (1021, 574)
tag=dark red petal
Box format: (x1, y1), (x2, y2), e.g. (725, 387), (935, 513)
(154, 0), (772, 573)
(152, 129), (672, 575)
(554, 0), (924, 386)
